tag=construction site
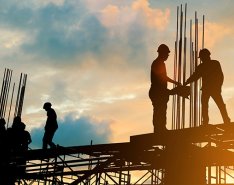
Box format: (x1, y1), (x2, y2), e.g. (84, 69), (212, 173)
(0, 4), (234, 185)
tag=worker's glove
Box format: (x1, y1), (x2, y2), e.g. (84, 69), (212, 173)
(170, 85), (190, 99)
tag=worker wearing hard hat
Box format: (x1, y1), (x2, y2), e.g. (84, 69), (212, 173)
(149, 44), (181, 132)
(185, 48), (231, 125)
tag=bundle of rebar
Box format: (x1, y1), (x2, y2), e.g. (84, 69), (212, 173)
(172, 4), (205, 129)
(0, 68), (27, 128)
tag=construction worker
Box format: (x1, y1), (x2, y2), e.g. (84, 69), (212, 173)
(19, 122), (31, 151)
(0, 118), (6, 141)
(42, 102), (58, 149)
(184, 48), (231, 125)
(7, 116), (22, 152)
(149, 44), (181, 132)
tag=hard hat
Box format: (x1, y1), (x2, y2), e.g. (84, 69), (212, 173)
(43, 102), (52, 109)
(199, 48), (211, 58)
(157, 44), (170, 53)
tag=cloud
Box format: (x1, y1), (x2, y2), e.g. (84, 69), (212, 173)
(0, 28), (27, 49)
(22, 3), (108, 60)
(0, 0), (169, 65)
(36, 0), (65, 7)
(0, 0), (108, 61)
(99, 0), (170, 33)
(132, 0), (170, 30)
(203, 21), (231, 49)
(30, 115), (112, 149)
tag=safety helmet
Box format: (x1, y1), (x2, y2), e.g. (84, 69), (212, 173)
(157, 44), (170, 53)
(199, 48), (211, 58)
(43, 102), (52, 109)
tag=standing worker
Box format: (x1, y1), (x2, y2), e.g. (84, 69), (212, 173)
(149, 44), (181, 132)
(184, 48), (231, 125)
(42, 102), (58, 149)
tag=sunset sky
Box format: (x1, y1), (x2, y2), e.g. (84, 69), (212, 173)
(1, 0), (234, 149)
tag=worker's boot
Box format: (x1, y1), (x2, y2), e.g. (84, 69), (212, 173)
(220, 104), (231, 124)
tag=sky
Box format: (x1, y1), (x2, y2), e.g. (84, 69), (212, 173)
(0, 0), (234, 149)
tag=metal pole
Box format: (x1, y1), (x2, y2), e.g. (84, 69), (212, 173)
(182, 3), (187, 128)
(172, 6), (179, 130)
(3, 69), (13, 118)
(176, 4), (183, 129)
(14, 73), (22, 117)
(7, 82), (15, 128)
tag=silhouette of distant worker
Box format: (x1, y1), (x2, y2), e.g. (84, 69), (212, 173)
(0, 118), (6, 137)
(42, 102), (58, 149)
(0, 118), (6, 159)
(7, 116), (22, 152)
(184, 48), (231, 125)
(149, 44), (181, 132)
(16, 121), (31, 174)
(19, 122), (31, 151)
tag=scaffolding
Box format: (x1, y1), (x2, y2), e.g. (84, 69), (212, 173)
(5, 123), (233, 185)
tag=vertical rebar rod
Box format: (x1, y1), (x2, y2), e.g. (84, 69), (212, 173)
(7, 82), (15, 128)
(172, 6), (179, 130)
(194, 12), (199, 127)
(14, 73), (22, 117)
(192, 45), (195, 127)
(196, 15), (200, 126)
(176, 4), (183, 129)
(2, 69), (11, 118)
(198, 15), (205, 126)
(182, 3), (187, 129)
(202, 15), (205, 49)
(18, 74), (27, 117)
(0, 68), (7, 118)
(3, 69), (13, 118)
(189, 20), (193, 128)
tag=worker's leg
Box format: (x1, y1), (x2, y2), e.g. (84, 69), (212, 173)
(212, 92), (231, 124)
(47, 130), (56, 148)
(42, 131), (49, 149)
(201, 92), (210, 125)
(151, 96), (169, 132)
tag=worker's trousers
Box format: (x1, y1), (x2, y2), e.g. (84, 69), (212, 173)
(201, 90), (230, 124)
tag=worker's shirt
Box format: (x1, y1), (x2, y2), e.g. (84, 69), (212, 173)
(45, 108), (58, 131)
(187, 60), (223, 92)
(150, 58), (168, 95)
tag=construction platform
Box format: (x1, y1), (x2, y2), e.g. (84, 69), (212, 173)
(5, 123), (234, 185)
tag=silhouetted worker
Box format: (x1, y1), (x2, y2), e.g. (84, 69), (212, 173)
(7, 116), (22, 152)
(184, 48), (231, 125)
(0, 118), (6, 163)
(17, 122), (31, 174)
(0, 118), (6, 153)
(0, 118), (6, 139)
(19, 122), (31, 151)
(149, 44), (181, 132)
(42, 102), (58, 149)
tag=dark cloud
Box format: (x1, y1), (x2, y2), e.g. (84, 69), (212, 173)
(23, 14), (108, 60)
(0, 0), (150, 66)
(20, 1), (108, 60)
(30, 115), (112, 149)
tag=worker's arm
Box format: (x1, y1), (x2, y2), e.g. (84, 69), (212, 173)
(166, 76), (181, 86)
(184, 65), (202, 85)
